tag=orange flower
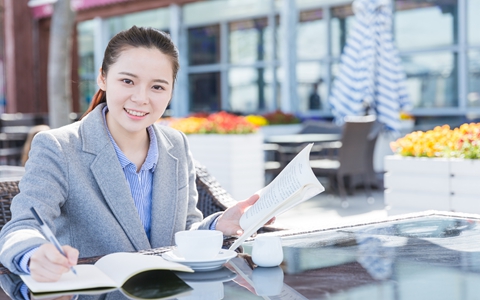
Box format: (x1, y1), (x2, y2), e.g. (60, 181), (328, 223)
(391, 123), (480, 159)
(163, 112), (258, 134)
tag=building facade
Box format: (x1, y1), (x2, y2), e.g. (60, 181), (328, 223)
(3, 0), (480, 127)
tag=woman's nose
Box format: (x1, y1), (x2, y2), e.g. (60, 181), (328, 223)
(131, 88), (149, 104)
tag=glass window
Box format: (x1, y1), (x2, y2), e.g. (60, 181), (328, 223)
(189, 72), (221, 112)
(77, 20), (96, 113)
(297, 9), (327, 60)
(467, 50), (480, 107)
(401, 52), (458, 108)
(468, 0), (480, 45)
(296, 62), (328, 112)
(229, 68), (273, 113)
(331, 5), (354, 57)
(229, 18), (271, 64)
(106, 8), (169, 38)
(188, 25), (221, 65)
(394, 0), (458, 51)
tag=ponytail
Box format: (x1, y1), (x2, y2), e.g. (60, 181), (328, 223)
(80, 89), (106, 120)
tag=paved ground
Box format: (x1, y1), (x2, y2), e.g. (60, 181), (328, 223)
(274, 187), (388, 231)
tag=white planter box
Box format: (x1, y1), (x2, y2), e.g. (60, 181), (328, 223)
(384, 156), (480, 215)
(187, 133), (264, 200)
(259, 124), (303, 137)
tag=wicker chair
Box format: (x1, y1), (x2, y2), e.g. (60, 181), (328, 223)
(0, 162), (259, 229)
(194, 161), (238, 216)
(0, 181), (18, 230)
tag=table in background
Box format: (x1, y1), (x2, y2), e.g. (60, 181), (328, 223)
(2, 211), (480, 299)
(264, 133), (341, 145)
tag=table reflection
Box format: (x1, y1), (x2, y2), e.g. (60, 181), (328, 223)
(1, 213), (480, 299)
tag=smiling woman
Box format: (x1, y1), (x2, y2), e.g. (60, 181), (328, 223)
(0, 26), (265, 284)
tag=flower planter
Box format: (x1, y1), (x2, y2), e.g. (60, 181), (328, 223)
(187, 133), (264, 200)
(384, 155), (480, 215)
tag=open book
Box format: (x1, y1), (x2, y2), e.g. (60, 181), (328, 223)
(229, 143), (324, 250)
(20, 252), (193, 299)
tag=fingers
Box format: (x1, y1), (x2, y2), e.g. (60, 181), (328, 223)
(242, 194), (260, 206)
(29, 244), (78, 282)
(63, 245), (79, 267)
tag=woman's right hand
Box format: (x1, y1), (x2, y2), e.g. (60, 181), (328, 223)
(29, 243), (79, 282)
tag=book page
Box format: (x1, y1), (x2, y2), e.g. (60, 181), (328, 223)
(239, 143), (324, 231)
(20, 265), (117, 294)
(229, 144), (324, 251)
(94, 252), (193, 287)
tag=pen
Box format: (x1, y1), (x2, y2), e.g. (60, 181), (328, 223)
(30, 207), (77, 275)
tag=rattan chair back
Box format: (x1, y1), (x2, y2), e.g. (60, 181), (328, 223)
(0, 181), (20, 230)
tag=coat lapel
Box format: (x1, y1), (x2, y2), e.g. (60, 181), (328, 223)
(149, 127), (179, 248)
(81, 104), (151, 251)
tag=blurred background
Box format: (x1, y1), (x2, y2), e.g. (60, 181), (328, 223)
(0, 0), (478, 130)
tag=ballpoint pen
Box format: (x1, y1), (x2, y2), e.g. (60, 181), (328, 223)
(30, 207), (78, 275)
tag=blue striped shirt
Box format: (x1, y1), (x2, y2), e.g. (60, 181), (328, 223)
(102, 106), (158, 239)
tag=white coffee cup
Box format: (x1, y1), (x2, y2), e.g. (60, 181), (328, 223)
(175, 230), (223, 260)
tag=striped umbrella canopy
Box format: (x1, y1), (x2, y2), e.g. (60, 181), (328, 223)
(328, 0), (411, 132)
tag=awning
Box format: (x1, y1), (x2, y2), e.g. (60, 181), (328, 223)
(29, 0), (132, 19)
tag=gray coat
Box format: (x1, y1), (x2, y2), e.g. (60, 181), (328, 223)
(0, 104), (218, 274)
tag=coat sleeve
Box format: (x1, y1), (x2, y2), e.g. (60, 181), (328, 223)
(0, 131), (68, 274)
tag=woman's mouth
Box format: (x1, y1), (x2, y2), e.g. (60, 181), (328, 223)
(125, 108), (148, 117)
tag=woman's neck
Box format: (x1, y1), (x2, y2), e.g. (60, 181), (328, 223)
(106, 117), (150, 172)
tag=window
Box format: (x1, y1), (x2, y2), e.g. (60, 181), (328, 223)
(229, 68), (274, 113)
(468, 50), (480, 108)
(296, 62), (328, 112)
(331, 4), (354, 57)
(229, 18), (272, 64)
(189, 72), (221, 112)
(394, 0), (458, 51)
(468, 0), (480, 45)
(188, 25), (221, 65)
(297, 9), (326, 60)
(77, 20), (96, 113)
(401, 52), (457, 108)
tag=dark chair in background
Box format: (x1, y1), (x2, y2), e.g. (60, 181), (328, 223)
(309, 115), (377, 208)
(298, 120), (343, 134)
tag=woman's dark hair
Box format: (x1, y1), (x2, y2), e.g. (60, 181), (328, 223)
(81, 26), (179, 118)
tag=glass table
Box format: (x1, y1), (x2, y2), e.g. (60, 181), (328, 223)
(1, 211), (480, 299)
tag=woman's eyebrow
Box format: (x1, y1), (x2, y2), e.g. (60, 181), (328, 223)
(118, 72), (169, 85)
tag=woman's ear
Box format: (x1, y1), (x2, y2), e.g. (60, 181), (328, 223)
(96, 68), (106, 91)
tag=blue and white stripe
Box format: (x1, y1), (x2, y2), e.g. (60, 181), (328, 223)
(103, 107), (158, 239)
(329, 0), (411, 132)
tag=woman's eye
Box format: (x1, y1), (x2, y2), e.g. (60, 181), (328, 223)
(153, 85), (164, 91)
(122, 79), (133, 84)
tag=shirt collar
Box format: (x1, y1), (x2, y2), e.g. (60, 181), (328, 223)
(102, 106), (158, 172)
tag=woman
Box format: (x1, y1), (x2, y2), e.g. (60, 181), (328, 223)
(0, 26), (260, 282)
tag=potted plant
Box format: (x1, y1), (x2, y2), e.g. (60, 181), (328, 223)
(162, 112), (264, 200)
(385, 123), (480, 215)
(254, 110), (303, 137)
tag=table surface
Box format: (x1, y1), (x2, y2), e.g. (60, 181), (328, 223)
(264, 133), (341, 145)
(2, 211), (480, 299)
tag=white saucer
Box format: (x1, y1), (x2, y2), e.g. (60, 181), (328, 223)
(162, 249), (237, 272)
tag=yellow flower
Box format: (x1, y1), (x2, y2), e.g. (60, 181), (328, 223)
(245, 115), (269, 127)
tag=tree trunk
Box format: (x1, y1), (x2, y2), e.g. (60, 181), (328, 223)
(48, 0), (76, 128)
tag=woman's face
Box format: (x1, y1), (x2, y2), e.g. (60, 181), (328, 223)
(97, 46), (173, 138)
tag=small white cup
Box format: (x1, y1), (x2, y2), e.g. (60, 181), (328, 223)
(252, 235), (283, 267)
(175, 230), (223, 261)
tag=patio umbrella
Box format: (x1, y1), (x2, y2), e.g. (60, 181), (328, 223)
(328, 0), (411, 132)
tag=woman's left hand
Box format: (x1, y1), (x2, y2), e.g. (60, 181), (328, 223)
(215, 194), (275, 236)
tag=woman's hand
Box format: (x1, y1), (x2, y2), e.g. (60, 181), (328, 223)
(29, 244), (79, 282)
(215, 194), (275, 236)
